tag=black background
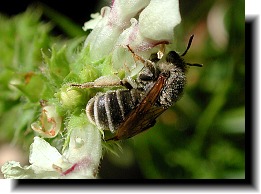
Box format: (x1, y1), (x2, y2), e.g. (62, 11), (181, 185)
(0, 0), (100, 26)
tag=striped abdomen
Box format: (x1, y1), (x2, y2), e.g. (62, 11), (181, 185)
(86, 89), (143, 132)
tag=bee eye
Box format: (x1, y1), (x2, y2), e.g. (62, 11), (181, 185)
(139, 74), (154, 81)
(166, 51), (180, 63)
(149, 53), (160, 63)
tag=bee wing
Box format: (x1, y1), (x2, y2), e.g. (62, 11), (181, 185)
(112, 106), (166, 141)
(131, 105), (167, 135)
(107, 73), (168, 141)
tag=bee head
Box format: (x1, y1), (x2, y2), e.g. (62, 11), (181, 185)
(165, 51), (186, 71)
(166, 35), (202, 70)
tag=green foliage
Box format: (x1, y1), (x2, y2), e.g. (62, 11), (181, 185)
(0, 8), (54, 147)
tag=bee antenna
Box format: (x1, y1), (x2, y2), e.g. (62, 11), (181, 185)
(187, 63), (203, 67)
(181, 35), (194, 57)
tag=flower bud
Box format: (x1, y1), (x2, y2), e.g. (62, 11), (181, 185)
(58, 87), (86, 110)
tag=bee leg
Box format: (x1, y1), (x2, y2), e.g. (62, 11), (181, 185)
(126, 45), (158, 79)
(126, 45), (156, 67)
(70, 75), (123, 89)
(70, 75), (138, 90)
(70, 82), (96, 88)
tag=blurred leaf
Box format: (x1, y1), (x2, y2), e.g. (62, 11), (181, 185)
(216, 107), (245, 133)
(12, 73), (46, 103)
(0, 7), (55, 147)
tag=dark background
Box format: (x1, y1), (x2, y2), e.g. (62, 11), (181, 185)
(0, 0), (99, 24)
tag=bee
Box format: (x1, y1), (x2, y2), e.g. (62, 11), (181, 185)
(71, 35), (202, 141)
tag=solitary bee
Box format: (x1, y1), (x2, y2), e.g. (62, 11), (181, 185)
(71, 35), (202, 141)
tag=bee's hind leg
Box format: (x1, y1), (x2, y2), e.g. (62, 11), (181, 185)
(70, 75), (137, 89)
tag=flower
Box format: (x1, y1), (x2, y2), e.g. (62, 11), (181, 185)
(1, 120), (102, 179)
(84, 0), (181, 75)
(31, 101), (62, 138)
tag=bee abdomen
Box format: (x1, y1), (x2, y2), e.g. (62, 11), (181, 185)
(86, 89), (141, 132)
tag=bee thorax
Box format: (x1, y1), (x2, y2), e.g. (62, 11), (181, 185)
(158, 67), (186, 108)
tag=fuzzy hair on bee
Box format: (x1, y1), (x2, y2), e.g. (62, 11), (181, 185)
(71, 35), (202, 141)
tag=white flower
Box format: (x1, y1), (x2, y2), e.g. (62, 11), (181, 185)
(84, 0), (181, 75)
(1, 123), (102, 179)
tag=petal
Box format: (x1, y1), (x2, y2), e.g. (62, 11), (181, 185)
(64, 124), (102, 164)
(1, 161), (61, 179)
(110, 0), (150, 28)
(139, 0), (181, 42)
(29, 137), (62, 172)
(1, 137), (63, 179)
(83, 13), (102, 31)
(112, 19), (164, 75)
(84, 0), (151, 61)
(61, 115), (102, 178)
(1, 161), (35, 179)
(84, 7), (120, 61)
